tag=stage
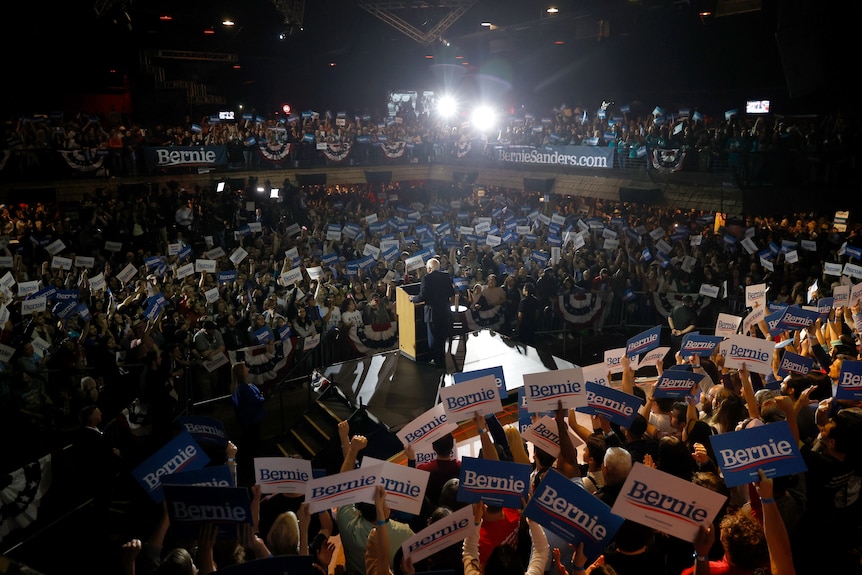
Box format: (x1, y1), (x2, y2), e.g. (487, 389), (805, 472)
(320, 329), (579, 432)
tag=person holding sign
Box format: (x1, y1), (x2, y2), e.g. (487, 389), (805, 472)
(410, 257), (455, 367)
(230, 361), (265, 480)
(668, 295), (697, 355)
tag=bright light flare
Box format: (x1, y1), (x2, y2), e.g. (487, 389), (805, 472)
(436, 95), (458, 119)
(471, 105), (497, 132)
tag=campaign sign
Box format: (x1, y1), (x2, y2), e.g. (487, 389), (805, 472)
(653, 370), (704, 399)
(626, 325), (662, 359)
(162, 484), (253, 539)
(612, 463), (726, 542)
(680, 334), (723, 358)
(521, 415), (584, 459)
(217, 270), (238, 284)
(304, 464), (380, 514)
(763, 309), (786, 338)
(116, 263), (138, 284)
(280, 267), (303, 287)
(834, 359), (862, 401)
(741, 305), (765, 337)
(397, 402), (458, 450)
(523, 469), (623, 560)
(402, 504), (474, 565)
(457, 457), (531, 509)
(521, 367), (586, 412)
(176, 416), (228, 448)
(360, 456), (429, 515)
(710, 420), (807, 488)
(745, 283), (768, 310)
(722, 334), (775, 375)
(131, 431), (211, 502)
(254, 457), (312, 495)
(214, 556), (313, 575)
(453, 365), (506, 397)
(440, 374), (502, 421)
(193, 258), (216, 274)
(576, 382), (642, 428)
(640, 347), (670, 370)
(176, 263), (194, 279)
(161, 465), (234, 488)
(604, 347), (636, 374)
(817, 297), (835, 320)
(178, 244), (193, 260)
(581, 362), (611, 387)
(714, 313), (741, 338)
(775, 305), (819, 332)
(776, 351), (813, 378)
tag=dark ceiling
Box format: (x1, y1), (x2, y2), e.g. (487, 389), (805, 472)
(4, 0), (853, 121)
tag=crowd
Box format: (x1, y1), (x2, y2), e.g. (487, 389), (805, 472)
(2, 96), (858, 189)
(2, 115), (862, 573)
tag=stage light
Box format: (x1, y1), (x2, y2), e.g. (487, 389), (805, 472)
(270, 188), (280, 199)
(282, 103), (291, 115)
(216, 181), (226, 193)
(471, 105), (497, 132)
(436, 95), (458, 119)
(257, 186), (265, 193)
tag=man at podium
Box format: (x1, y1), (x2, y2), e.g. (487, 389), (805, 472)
(410, 257), (455, 367)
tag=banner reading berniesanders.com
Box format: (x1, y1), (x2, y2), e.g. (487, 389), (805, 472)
(493, 145), (614, 169)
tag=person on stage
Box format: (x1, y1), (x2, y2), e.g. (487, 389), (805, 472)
(411, 257), (455, 367)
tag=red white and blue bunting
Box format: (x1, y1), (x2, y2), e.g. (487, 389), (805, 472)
(347, 322), (399, 355)
(463, 305), (506, 332)
(322, 142), (352, 163)
(57, 149), (106, 172)
(651, 148), (687, 173)
(380, 141), (407, 160)
(257, 141), (293, 163)
(228, 339), (296, 394)
(557, 293), (603, 325)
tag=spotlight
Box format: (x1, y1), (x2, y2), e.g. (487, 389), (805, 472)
(216, 181), (226, 193)
(270, 188), (280, 199)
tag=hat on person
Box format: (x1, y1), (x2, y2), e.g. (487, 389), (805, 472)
(755, 388), (780, 408)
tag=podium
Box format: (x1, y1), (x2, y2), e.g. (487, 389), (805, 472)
(395, 283), (429, 362)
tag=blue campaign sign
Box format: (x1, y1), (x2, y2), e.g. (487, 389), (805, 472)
(131, 431), (211, 502)
(176, 415), (228, 448)
(653, 370), (704, 399)
(254, 326), (274, 344)
(764, 309), (785, 338)
(680, 334), (724, 357)
(626, 325), (662, 359)
(161, 464), (234, 488)
(163, 484), (253, 539)
(835, 359), (862, 401)
(776, 351), (813, 377)
(775, 306), (820, 332)
(457, 457), (531, 509)
(523, 469), (623, 560)
(709, 420), (807, 488)
(453, 366), (506, 397)
(577, 382), (642, 428)
(816, 297), (834, 320)
(218, 270), (237, 284)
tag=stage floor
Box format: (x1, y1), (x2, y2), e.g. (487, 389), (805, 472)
(322, 329), (579, 432)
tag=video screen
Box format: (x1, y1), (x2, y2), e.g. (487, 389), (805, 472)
(745, 100), (770, 114)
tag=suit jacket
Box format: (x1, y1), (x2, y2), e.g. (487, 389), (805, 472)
(417, 270), (454, 323)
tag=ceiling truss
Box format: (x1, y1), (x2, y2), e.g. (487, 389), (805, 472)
(358, 0), (478, 46)
(271, 0), (306, 26)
